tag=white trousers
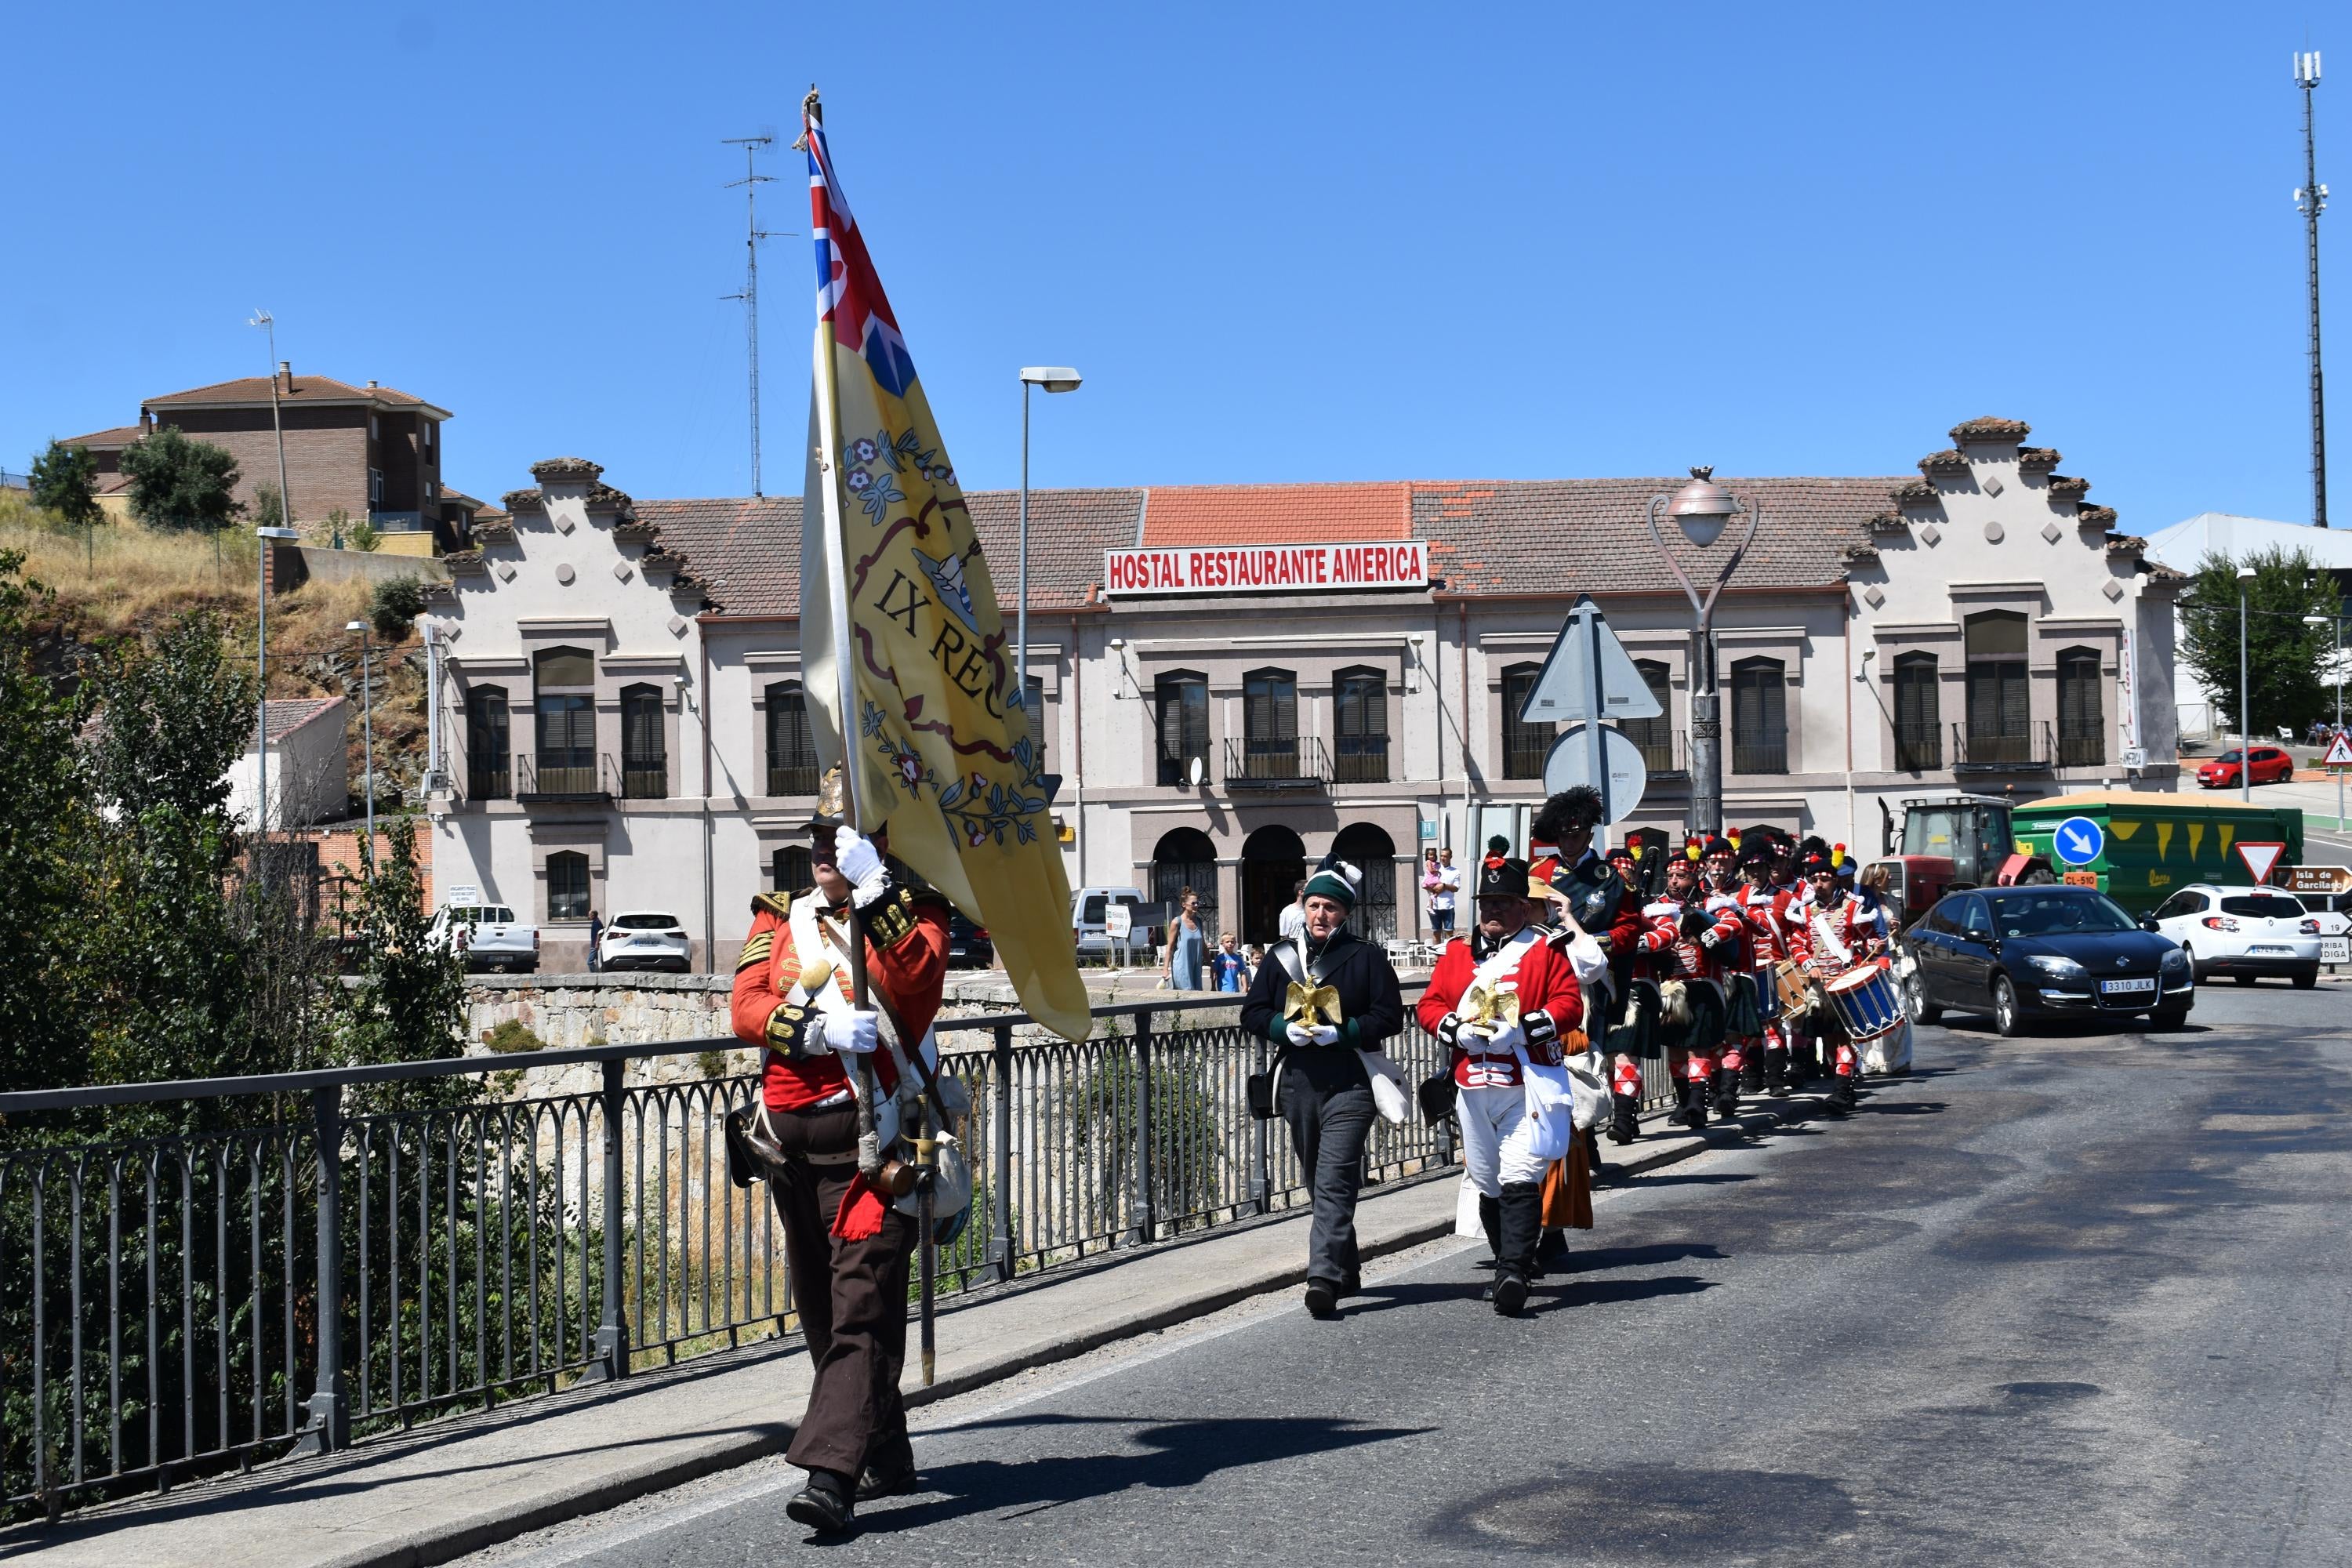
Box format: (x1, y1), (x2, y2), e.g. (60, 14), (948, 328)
(1457, 1082), (1550, 1198)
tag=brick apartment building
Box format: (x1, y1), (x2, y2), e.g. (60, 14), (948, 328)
(62, 365), (485, 549)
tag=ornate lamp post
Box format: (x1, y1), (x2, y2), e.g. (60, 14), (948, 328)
(1644, 466), (1761, 836)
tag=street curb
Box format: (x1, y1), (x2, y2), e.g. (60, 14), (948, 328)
(49, 1087), (1846, 1568)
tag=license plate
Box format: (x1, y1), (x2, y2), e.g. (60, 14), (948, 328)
(2249, 945), (2293, 955)
(2099, 977), (2156, 996)
(2327, 938), (2350, 964)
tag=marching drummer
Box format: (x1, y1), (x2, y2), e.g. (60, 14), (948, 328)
(1794, 848), (1890, 1115)
(1700, 837), (1758, 1122)
(1638, 847), (1744, 1131)
(1735, 834), (1809, 1096)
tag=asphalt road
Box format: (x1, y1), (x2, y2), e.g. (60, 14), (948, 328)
(469, 983), (2352, 1567)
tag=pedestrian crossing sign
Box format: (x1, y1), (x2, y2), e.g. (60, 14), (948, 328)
(2325, 733), (2352, 767)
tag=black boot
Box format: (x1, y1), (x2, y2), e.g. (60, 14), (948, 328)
(1492, 1182), (1543, 1316)
(1711, 1068), (1742, 1119)
(786, 1468), (856, 1534)
(1609, 1092), (1641, 1145)
(1303, 1279), (1341, 1319)
(1740, 1047), (1766, 1093)
(1763, 1045), (1790, 1094)
(1479, 1192), (1501, 1264)
(1677, 1077), (1709, 1131)
(1826, 1071), (1857, 1116)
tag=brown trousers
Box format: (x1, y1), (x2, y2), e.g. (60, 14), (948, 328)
(766, 1102), (915, 1479)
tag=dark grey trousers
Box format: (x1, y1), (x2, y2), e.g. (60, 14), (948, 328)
(1279, 1051), (1376, 1287)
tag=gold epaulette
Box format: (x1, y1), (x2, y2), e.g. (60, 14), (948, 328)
(750, 890), (794, 920)
(735, 930), (776, 973)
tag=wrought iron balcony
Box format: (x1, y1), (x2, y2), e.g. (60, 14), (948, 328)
(1620, 724), (1688, 780)
(767, 760), (820, 797)
(1893, 720), (1942, 772)
(516, 751), (617, 803)
(1731, 733), (1788, 775)
(1952, 720), (2053, 772)
(1224, 734), (1331, 789)
(1332, 734), (1389, 784)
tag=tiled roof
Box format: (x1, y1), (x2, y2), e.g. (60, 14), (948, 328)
(58, 424), (145, 448)
(144, 375), (446, 416)
(1413, 477), (1908, 595)
(1139, 481), (1413, 547)
(260, 697), (347, 743)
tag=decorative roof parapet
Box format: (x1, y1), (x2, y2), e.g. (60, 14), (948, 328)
(2016, 446), (2062, 472)
(2077, 503), (2118, 529)
(1916, 448), (1970, 476)
(441, 550), (488, 575)
(1866, 510), (1911, 535)
(2104, 533), (2149, 557)
(1840, 542), (1881, 565)
(499, 487), (544, 513)
(583, 482), (637, 517)
(1890, 478), (1941, 506)
(1950, 416), (2031, 444)
(472, 517), (514, 543)
(530, 456), (604, 482)
(2143, 561), (2190, 585)
(2045, 474), (2091, 499)
(612, 521), (659, 546)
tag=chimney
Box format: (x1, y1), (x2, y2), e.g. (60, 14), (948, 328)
(366, 379), (379, 389)
(277, 361), (292, 394)
(139, 410), (154, 435)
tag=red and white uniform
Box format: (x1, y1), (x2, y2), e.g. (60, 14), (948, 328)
(729, 888), (949, 1112)
(1418, 927), (1584, 1200)
(1737, 884), (1806, 966)
(1638, 895), (1744, 989)
(1797, 893), (1889, 978)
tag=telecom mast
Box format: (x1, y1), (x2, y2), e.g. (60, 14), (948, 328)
(2296, 51), (2329, 528)
(723, 135), (789, 498)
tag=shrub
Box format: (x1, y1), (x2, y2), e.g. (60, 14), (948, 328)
(481, 1018), (545, 1054)
(372, 575), (426, 638)
(350, 518), (382, 553)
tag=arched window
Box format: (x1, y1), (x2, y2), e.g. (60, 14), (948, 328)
(465, 684), (510, 800)
(1618, 659), (1674, 771)
(1149, 827), (1219, 939)
(619, 684), (666, 798)
(2056, 647), (2104, 766)
(1501, 662), (1552, 779)
(533, 648), (597, 795)
(1242, 667), (1299, 780)
(1333, 822), (1399, 942)
(546, 851), (590, 922)
(1893, 653), (1941, 771)
(1730, 658), (1787, 774)
(765, 681), (815, 796)
(1239, 825), (1308, 946)
(1155, 670), (1209, 788)
(1965, 611), (2031, 764)
(771, 845), (813, 895)
(1333, 667), (1389, 782)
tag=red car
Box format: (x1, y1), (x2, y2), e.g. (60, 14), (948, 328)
(2196, 746), (2296, 788)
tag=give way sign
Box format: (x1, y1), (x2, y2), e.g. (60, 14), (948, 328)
(2236, 841), (2287, 884)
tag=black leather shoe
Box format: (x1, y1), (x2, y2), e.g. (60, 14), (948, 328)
(1303, 1280), (1341, 1319)
(855, 1461), (918, 1503)
(786, 1470), (855, 1534)
(1492, 1272), (1529, 1316)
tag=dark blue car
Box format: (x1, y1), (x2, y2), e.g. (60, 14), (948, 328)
(1900, 887), (2194, 1036)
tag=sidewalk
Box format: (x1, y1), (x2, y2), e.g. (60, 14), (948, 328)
(2, 1099), (1802, 1568)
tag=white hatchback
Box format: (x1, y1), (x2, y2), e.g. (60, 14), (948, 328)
(599, 911), (692, 973)
(2145, 884), (2322, 988)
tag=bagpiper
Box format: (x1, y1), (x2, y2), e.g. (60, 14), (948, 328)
(1733, 833), (1807, 1096)
(1638, 844), (1744, 1131)
(1417, 855), (1584, 1316)
(1237, 851), (1406, 1320)
(728, 786), (949, 1534)
(1699, 836), (1760, 1120)
(1794, 846), (1890, 1115)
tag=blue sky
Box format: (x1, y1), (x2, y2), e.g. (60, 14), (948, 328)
(2, 1), (2339, 532)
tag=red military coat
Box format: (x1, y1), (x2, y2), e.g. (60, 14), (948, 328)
(729, 886), (949, 1112)
(1416, 928), (1583, 1090)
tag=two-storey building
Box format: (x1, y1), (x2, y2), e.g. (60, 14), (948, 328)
(424, 416), (2183, 971)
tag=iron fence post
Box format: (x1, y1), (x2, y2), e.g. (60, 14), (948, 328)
(989, 1022), (1014, 1283)
(1249, 1028), (1271, 1214)
(586, 1058), (630, 1382)
(1134, 1010), (1156, 1246)
(297, 1084), (349, 1454)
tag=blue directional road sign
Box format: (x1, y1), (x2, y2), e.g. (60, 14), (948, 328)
(2053, 815), (2104, 866)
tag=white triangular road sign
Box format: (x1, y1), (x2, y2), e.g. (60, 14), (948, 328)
(2236, 841), (2286, 884)
(1519, 596), (1664, 724)
(2325, 732), (2352, 767)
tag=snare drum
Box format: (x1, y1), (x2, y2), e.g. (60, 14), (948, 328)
(1823, 963), (1903, 1042)
(1773, 959), (1817, 1018)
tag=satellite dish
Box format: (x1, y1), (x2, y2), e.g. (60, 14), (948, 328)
(1187, 756), (1206, 788)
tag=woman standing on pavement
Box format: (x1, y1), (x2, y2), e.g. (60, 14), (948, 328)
(1165, 886), (1207, 991)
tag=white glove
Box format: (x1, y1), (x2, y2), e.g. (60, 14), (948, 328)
(1485, 1022), (1527, 1055)
(1308, 1024), (1341, 1047)
(822, 1007), (880, 1054)
(1697, 928), (1720, 950)
(833, 826), (889, 909)
(1285, 1022), (1319, 1047)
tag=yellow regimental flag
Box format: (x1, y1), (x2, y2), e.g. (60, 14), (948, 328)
(796, 96), (1090, 1042)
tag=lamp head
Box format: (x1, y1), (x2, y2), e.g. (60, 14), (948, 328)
(1665, 466), (1740, 549)
(1018, 365), (1083, 394)
(344, 620), (367, 633)
(2238, 566), (2259, 581)
(256, 526), (299, 541)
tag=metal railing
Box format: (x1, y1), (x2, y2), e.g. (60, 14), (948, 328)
(1502, 731), (1552, 780)
(766, 760), (819, 797)
(2056, 728), (2105, 768)
(620, 753), (668, 800)
(1731, 732), (1788, 775)
(1952, 720), (2053, 770)
(1619, 724), (1686, 778)
(465, 750), (510, 801)
(514, 752), (619, 802)
(1332, 735), (1389, 783)
(1893, 720), (1942, 771)
(1224, 735), (1331, 788)
(13, 983), (1708, 1516)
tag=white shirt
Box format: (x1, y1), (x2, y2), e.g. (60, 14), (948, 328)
(1428, 862), (1461, 911)
(1279, 901), (1308, 942)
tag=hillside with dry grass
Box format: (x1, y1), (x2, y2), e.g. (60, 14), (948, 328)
(2, 491), (432, 811)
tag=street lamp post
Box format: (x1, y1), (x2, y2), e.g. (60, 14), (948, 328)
(1015, 368), (1082, 720)
(2307, 611), (2345, 829)
(255, 525), (302, 838)
(2239, 564), (2259, 803)
(345, 619), (376, 869)
(1644, 467), (1762, 836)
(249, 311), (295, 532)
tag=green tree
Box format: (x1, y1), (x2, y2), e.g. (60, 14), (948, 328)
(27, 441), (102, 532)
(85, 608), (254, 824)
(2177, 546), (2336, 742)
(332, 815), (467, 1085)
(372, 575), (426, 638)
(249, 480), (287, 528)
(118, 426), (243, 533)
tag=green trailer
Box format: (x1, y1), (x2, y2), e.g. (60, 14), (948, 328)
(2009, 791), (2307, 916)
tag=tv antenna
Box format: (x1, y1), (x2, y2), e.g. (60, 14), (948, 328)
(2296, 50), (2328, 528)
(722, 135), (795, 497)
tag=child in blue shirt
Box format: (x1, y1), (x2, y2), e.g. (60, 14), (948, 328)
(1210, 931), (1249, 993)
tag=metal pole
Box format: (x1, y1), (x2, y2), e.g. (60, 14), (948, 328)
(359, 626), (375, 866)
(257, 536), (270, 843)
(2241, 575), (2253, 803)
(989, 1022), (1014, 1283)
(588, 1058), (630, 1382)
(297, 1084), (349, 1454)
(1017, 379), (1031, 715)
(2298, 54), (2328, 528)
(1132, 1010), (1156, 1247)
(1584, 607), (1610, 827)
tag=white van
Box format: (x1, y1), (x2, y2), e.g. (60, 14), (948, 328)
(427, 902), (539, 974)
(1071, 887), (1156, 958)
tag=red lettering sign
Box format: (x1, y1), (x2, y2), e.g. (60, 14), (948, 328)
(1102, 542), (1429, 597)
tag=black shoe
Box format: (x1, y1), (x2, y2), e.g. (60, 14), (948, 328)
(1826, 1077), (1857, 1116)
(854, 1460), (919, 1503)
(786, 1470), (856, 1534)
(1711, 1069), (1742, 1119)
(1678, 1082), (1708, 1131)
(1740, 1053), (1766, 1093)
(1764, 1047), (1790, 1094)
(1608, 1093), (1640, 1145)
(1492, 1272), (1529, 1316)
(1304, 1279), (1341, 1319)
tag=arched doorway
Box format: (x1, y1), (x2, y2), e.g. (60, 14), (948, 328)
(1149, 828), (1220, 940)
(1332, 822), (1399, 942)
(1240, 825), (1307, 946)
